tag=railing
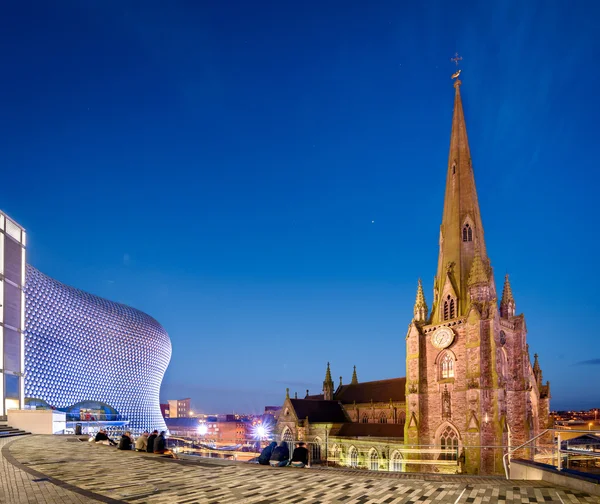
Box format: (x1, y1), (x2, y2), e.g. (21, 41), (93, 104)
(503, 428), (600, 479)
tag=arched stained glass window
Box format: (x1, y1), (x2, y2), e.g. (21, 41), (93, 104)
(369, 450), (379, 471)
(441, 353), (454, 379)
(348, 446), (358, 468)
(439, 425), (459, 460)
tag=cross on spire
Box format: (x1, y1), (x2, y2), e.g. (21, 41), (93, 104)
(450, 52), (463, 82)
(451, 52), (463, 66)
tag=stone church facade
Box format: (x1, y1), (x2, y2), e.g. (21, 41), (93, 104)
(275, 77), (551, 475)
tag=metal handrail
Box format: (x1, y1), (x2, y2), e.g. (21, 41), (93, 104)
(502, 429), (551, 479)
(502, 428), (600, 479)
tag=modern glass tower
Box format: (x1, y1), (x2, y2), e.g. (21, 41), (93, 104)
(0, 211), (26, 418)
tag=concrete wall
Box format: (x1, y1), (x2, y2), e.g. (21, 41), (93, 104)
(8, 409), (66, 434)
(510, 459), (600, 497)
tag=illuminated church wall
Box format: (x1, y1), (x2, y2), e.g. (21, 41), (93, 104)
(23, 265), (171, 431)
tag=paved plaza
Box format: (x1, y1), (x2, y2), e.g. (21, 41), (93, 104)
(1, 435), (598, 504)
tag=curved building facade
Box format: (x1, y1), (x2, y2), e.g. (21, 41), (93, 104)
(23, 265), (171, 431)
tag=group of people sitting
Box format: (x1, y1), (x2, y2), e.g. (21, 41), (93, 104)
(256, 441), (309, 468)
(93, 429), (174, 456)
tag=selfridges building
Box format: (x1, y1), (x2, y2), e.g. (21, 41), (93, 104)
(23, 265), (172, 432)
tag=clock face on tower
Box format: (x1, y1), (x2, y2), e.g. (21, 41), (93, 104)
(431, 327), (455, 349)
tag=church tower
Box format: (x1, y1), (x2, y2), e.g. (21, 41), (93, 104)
(405, 62), (549, 474)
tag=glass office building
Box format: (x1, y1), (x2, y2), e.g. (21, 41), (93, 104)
(0, 211), (26, 418)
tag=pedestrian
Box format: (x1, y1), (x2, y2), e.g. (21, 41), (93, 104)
(256, 441), (277, 465)
(147, 430), (158, 453)
(118, 431), (133, 450)
(154, 431), (166, 454)
(269, 441), (290, 467)
(135, 432), (149, 452)
(290, 442), (309, 468)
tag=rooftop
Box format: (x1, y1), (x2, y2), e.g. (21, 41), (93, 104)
(1, 435), (598, 503)
(335, 377), (406, 404)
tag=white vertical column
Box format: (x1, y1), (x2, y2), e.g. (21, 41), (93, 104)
(0, 231), (4, 416)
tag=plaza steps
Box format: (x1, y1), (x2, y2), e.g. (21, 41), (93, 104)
(0, 425), (30, 438)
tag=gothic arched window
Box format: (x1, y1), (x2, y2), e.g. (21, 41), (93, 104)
(439, 425), (459, 460)
(390, 450), (403, 472)
(311, 438), (322, 462)
(330, 444), (340, 463)
(463, 223), (472, 242)
(396, 411), (406, 428)
(443, 295), (455, 321)
(361, 413), (369, 424)
(348, 446), (358, 468)
(441, 353), (454, 379)
(369, 449), (379, 471)
(379, 412), (387, 424)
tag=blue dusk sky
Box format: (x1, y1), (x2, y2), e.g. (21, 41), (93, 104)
(1, 1), (599, 413)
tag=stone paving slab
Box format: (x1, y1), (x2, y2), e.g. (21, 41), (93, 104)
(1, 435), (599, 504)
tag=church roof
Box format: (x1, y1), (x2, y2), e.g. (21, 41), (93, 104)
(337, 422), (404, 439)
(334, 377), (406, 404)
(289, 399), (348, 423)
(305, 394), (324, 400)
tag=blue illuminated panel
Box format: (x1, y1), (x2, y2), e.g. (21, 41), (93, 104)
(23, 266), (171, 431)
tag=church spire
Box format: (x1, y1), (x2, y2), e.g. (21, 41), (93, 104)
(432, 65), (489, 322)
(500, 274), (516, 318)
(413, 279), (428, 322)
(351, 365), (358, 385)
(323, 362), (334, 400)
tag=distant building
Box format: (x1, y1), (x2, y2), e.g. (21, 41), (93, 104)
(165, 417), (201, 437)
(160, 403), (169, 418)
(167, 398), (191, 418)
(166, 416), (250, 445)
(264, 406), (282, 420)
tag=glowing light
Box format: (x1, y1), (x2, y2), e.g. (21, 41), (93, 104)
(252, 422), (272, 440)
(198, 423), (208, 435)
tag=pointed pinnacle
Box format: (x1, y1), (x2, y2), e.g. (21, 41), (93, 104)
(324, 362), (333, 384)
(415, 279), (427, 307)
(468, 249), (488, 286)
(501, 274), (515, 303)
(351, 365), (358, 385)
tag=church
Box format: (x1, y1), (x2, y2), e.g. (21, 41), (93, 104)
(275, 71), (551, 475)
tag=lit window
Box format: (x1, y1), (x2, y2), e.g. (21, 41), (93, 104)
(361, 414), (369, 424)
(441, 353), (454, 379)
(379, 412), (387, 424)
(439, 426), (459, 460)
(369, 450), (379, 471)
(391, 450), (403, 472)
(348, 446), (358, 468)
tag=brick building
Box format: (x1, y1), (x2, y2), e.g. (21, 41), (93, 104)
(275, 74), (551, 475)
